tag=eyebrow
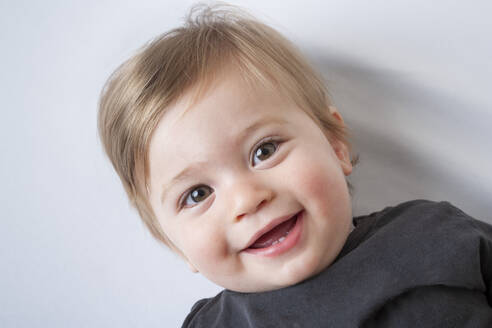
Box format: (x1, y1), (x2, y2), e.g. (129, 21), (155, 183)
(160, 117), (287, 204)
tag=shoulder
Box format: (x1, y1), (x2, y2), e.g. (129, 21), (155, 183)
(362, 199), (463, 221)
(353, 199), (492, 247)
(181, 291), (233, 328)
(181, 296), (215, 328)
(358, 199), (478, 230)
(343, 200), (458, 256)
(388, 199), (486, 230)
(181, 289), (263, 328)
(181, 297), (209, 328)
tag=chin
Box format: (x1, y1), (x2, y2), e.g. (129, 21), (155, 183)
(274, 256), (326, 288)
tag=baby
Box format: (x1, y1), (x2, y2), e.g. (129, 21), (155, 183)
(98, 3), (492, 327)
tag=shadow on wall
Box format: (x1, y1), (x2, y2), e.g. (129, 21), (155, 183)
(308, 51), (492, 223)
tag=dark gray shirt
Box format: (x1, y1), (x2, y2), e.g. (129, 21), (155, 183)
(182, 199), (492, 327)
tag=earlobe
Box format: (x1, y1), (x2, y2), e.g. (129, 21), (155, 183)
(328, 106), (352, 176)
(333, 141), (353, 176)
(340, 156), (353, 176)
(328, 106), (345, 126)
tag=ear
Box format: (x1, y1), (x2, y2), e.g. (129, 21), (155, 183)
(328, 106), (352, 176)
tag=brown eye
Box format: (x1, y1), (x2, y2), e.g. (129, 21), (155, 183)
(182, 185), (213, 207)
(252, 141), (278, 166)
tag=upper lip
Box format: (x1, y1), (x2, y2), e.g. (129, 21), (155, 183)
(242, 210), (301, 250)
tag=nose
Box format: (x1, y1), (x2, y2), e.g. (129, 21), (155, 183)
(229, 177), (275, 222)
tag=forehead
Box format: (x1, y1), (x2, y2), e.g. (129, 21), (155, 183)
(151, 69), (297, 144)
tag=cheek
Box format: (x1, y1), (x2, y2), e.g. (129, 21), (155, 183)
(179, 220), (229, 267)
(299, 168), (339, 214)
(294, 148), (333, 189)
(289, 154), (348, 216)
(299, 167), (335, 198)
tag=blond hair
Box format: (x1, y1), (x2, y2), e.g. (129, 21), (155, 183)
(98, 3), (359, 247)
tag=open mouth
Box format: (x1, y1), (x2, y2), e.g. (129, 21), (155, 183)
(243, 210), (304, 257)
(248, 214), (298, 249)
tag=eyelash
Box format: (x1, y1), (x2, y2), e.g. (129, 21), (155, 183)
(179, 184), (213, 209)
(250, 136), (281, 166)
(178, 137), (282, 209)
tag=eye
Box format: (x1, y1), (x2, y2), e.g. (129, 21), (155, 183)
(180, 185), (213, 208)
(251, 139), (279, 166)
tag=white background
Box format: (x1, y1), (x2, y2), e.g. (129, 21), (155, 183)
(1, 0), (491, 327)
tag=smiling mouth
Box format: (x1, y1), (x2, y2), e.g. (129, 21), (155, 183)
(247, 212), (300, 250)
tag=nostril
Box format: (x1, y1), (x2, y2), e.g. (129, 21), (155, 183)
(256, 199), (267, 211)
(233, 188), (274, 221)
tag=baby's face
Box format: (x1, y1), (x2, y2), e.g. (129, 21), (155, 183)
(148, 69), (354, 292)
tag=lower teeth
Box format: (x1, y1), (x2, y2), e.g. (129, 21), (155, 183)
(253, 215), (298, 249)
(271, 235), (287, 246)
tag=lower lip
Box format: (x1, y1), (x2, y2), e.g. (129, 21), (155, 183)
(243, 210), (304, 257)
